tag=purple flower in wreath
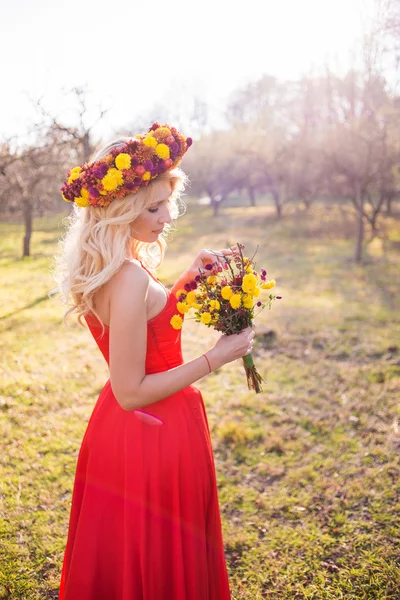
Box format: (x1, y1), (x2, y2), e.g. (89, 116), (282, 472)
(93, 163), (108, 179)
(88, 186), (100, 198)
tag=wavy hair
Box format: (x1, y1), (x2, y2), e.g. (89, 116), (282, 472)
(52, 136), (188, 333)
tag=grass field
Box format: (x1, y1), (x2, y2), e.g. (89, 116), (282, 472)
(0, 200), (399, 599)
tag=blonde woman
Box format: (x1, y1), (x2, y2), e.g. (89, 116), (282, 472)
(55, 124), (254, 600)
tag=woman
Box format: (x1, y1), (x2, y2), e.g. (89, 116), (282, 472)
(55, 123), (254, 600)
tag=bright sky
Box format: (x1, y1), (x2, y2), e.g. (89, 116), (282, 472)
(1, 0), (377, 141)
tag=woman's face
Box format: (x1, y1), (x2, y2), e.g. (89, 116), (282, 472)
(131, 180), (173, 242)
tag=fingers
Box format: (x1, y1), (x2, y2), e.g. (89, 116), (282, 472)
(240, 328), (254, 338)
(201, 248), (233, 269)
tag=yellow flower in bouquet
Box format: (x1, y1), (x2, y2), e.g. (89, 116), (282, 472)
(177, 302), (190, 314)
(170, 314), (183, 330)
(229, 293), (242, 309)
(200, 312), (212, 324)
(221, 286), (233, 300)
(209, 299), (220, 311)
(185, 291), (198, 306)
(242, 295), (254, 309)
(242, 273), (257, 294)
(261, 279), (276, 289)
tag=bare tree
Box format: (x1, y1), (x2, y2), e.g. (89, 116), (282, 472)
(0, 132), (68, 256)
(35, 85), (108, 163)
(0, 86), (108, 257)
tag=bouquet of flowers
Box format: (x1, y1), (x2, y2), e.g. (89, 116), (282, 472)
(170, 244), (281, 393)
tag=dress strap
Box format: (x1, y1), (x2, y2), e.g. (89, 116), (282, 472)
(139, 260), (169, 294)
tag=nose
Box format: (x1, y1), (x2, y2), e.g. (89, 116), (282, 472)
(158, 203), (172, 225)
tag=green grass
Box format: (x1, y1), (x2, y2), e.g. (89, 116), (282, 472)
(0, 201), (399, 599)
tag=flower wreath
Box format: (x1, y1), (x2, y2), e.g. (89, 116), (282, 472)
(61, 123), (192, 208)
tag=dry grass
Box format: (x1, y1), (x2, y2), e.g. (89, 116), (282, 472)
(1, 200), (399, 599)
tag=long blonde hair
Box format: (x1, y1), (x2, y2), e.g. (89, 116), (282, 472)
(52, 137), (188, 332)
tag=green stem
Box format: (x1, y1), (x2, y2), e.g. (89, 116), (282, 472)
(241, 353), (264, 394)
(243, 353), (255, 368)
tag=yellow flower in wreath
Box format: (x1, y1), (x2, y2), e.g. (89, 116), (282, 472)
(115, 153), (131, 170)
(75, 187), (90, 207)
(102, 168), (124, 191)
(75, 196), (90, 208)
(68, 166), (82, 183)
(143, 135), (157, 148)
(155, 144), (170, 160)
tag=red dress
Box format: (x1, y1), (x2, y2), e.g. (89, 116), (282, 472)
(58, 267), (232, 600)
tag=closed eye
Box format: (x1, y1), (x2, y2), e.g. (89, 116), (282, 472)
(148, 198), (171, 214)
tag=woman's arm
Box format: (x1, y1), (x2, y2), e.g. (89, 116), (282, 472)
(109, 261), (254, 412)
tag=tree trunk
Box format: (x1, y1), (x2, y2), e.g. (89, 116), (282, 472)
(248, 187), (256, 207)
(271, 189), (282, 218)
(23, 201), (33, 257)
(386, 193), (392, 216)
(355, 185), (364, 263)
(211, 196), (219, 217)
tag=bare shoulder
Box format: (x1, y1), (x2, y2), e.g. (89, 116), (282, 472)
(93, 260), (149, 326)
(109, 260), (149, 305)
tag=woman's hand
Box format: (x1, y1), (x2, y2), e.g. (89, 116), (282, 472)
(170, 245), (239, 299)
(184, 246), (236, 281)
(206, 326), (255, 371)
